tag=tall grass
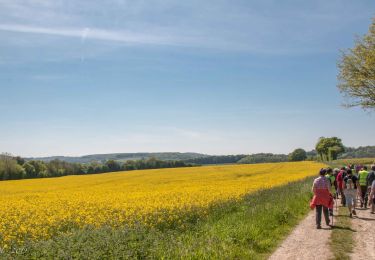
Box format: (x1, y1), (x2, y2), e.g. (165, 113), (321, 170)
(4, 176), (315, 259)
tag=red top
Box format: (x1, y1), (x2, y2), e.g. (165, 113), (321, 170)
(336, 171), (344, 189)
(310, 185), (334, 209)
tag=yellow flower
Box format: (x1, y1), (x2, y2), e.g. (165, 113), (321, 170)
(0, 161), (324, 247)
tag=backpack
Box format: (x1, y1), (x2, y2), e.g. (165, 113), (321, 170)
(367, 171), (375, 187)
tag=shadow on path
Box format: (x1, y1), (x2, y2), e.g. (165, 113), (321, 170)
(355, 216), (375, 221)
(331, 225), (356, 232)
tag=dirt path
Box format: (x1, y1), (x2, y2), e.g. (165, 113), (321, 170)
(350, 208), (375, 260)
(268, 210), (333, 260)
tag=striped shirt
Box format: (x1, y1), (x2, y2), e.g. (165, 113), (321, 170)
(313, 176), (331, 191)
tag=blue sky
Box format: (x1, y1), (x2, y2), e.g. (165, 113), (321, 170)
(0, 0), (374, 157)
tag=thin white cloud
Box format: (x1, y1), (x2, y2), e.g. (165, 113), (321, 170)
(0, 24), (186, 46)
(81, 27), (90, 43)
(0, 1), (373, 55)
(0, 23), (317, 54)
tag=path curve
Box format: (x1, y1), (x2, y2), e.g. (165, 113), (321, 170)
(268, 210), (333, 260)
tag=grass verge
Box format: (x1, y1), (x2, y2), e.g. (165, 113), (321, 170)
(3, 177), (315, 259)
(329, 206), (355, 260)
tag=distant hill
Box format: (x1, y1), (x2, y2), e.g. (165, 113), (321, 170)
(26, 152), (208, 164)
(24, 145), (375, 165)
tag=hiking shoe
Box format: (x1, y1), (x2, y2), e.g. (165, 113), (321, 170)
(352, 210), (357, 215)
(317, 225), (321, 229)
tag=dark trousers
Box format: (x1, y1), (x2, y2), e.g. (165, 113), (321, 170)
(340, 190), (346, 206)
(315, 205), (329, 226)
(337, 187), (346, 206)
(360, 186), (368, 207)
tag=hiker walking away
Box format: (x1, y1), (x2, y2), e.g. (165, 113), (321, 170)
(355, 165), (362, 177)
(343, 179), (357, 217)
(310, 168), (334, 229)
(368, 179), (375, 214)
(366, 165), (375, 193)
(367, 165), (375, 214)
(325, 168), (336, 216)
(343, 169), (359, 216)
(333, 168), (339, 195)
(336, 167), (346, 206)
(358, 166), (369, 208)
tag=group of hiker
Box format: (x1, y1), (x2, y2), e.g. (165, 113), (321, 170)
(310, 164), (375, 229)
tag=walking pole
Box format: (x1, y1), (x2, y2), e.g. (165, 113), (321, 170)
(332, 188), (337, 227)
(332, 199), (336, 227)
(333, 195), (337, 227)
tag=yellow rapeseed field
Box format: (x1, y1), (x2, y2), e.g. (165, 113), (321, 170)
(0, 161), (325, 248)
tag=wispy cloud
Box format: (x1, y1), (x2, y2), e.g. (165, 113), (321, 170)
(0, 24), (186, 46)
(0, 0), (373, 55)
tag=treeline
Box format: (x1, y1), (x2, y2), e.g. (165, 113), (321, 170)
(184, 155), (247, 165)
(2, 142), (373, 180)
(186, 154), (295, 165)
(339, 146), (375, 159)
(237, 153), (289, 164)
(0, 154), (194, 181)
(27, 152), (206, 164)
(185, 151), (317, 165)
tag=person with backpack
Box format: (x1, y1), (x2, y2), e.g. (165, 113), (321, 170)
(368, 179), (375, 214)
(343, 169), (359, 216)
(367, 165), (375, 189)
(358, 166), (369, 208)
(325, 168), (336, 216)
(343, 179), (357, 217)
(311, 168), (334, 229)
(336, 167), (347, 206)
(366, 165), (375, 212)
(355, 165), (362, 176)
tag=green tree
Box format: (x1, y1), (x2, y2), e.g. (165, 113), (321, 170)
(15, 156), (25, 165)
(105, 160), (121, 172)
(23, 162), (37, 178)
(0, 153), (26, 180)
(315, 137), (345, 161)
(28, 160), (48, 178)
(337, 18), (375, 109)
(288, 148), (307, 161)
(87, 162), (103, 174)
(123, 160), (136, 171)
